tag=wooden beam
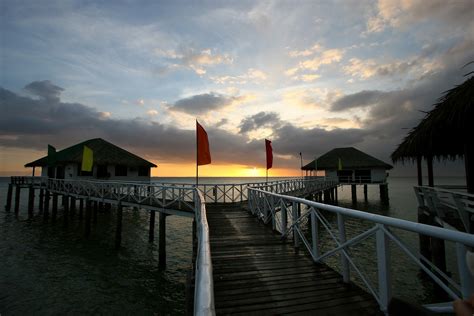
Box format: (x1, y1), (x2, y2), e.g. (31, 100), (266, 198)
(149, 210), (156, 242)
(28, 186), (34, 218)
(5, 183), (13, 211)
(39, 189), (44, 212)
(115, 203), (123, 249)
(85, 200), (92, 238)
(416, 156), (423, 186)
(43, 190), (50, 219)
(427, 155), (434, 187)
(14, 185), (21, 214)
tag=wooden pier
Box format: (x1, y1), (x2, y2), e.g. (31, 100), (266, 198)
(207, 203), (378, 315)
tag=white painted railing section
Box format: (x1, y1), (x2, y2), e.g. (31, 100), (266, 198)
(194, 189), (215, 316)
(248, 188), (474, 313)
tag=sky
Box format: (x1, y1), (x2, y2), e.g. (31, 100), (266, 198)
(0, 0), (473, 177)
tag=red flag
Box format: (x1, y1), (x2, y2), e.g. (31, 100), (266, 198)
(197, 121), (211, 165)
(265, 139), (273, 169)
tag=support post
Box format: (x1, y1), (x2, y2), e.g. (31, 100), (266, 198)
(337, 213), (350, 283)
(63, 195), (69, 225)
(149, 210), (156, 242)
(351, 185), (357, 204)
(115, 203), (123, 249)
(417, 155), (423, 186)
(363, 185), (368, 201)
(28, 186), (35, 217)
(5, 183), (13, 211)
(39, 189), (44, 212)
(79, 199), (84, 220)
(85, 199), (92, 238)
(427, 155), (434, 187)
(70, 197), (76, 218)
(14, 185), (21, 214)
(43, 190), (50, 219)
(158, 212), (167, 271)
(376, 224), (391, 313)
(52, 193), (58, 220)
(93, 201), (98, 223)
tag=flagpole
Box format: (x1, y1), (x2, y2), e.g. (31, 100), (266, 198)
(266, 168), (268, 183)
(196, 120), (198, 187)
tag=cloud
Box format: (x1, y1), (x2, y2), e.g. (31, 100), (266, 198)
(288, 43), (322, 57)
(147, 109), (158, 116)
(284, 47), (344, 80)
(156, 47), (233, 75)
(211, 68), (267, 85)
(24, 80), (64, 102)
(366, 0), (474, 34)
(169, 93), (242, 115)
(332, 90), (384, 111)
(239, 112), (282, 134)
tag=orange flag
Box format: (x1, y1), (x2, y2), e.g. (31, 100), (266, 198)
(197, 121), (211, 165)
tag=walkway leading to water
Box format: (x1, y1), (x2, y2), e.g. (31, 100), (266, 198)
(207, 203), (378, 315)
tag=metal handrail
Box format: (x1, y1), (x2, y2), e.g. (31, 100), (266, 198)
(194, 189), (215, 315)
(248, 187), (474, 313)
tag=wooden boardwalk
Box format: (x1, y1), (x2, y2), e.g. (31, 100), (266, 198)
(207, 204), (379, 315)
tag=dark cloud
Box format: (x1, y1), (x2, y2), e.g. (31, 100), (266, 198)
(331, 90), (384, 111)
(170, 93), (237, 115)
(239, 111), (281, 133)
(24, 80), (64, 103)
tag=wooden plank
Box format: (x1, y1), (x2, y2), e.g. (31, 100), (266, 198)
(207, 204), (379, 315)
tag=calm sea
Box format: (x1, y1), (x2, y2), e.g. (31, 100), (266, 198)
(0, 176), (467, 314)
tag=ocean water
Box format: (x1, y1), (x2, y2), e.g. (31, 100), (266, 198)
(0, 176), (467, 314)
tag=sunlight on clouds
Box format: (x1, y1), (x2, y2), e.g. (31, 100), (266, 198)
(99, 111), (111, 119)
(298, 49), (343, 71)
(288, 43), (322, 58)
(147, 109), (158, 116)
(211, 68), (268, 85)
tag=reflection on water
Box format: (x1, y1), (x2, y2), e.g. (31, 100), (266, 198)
(0, 176), (466, 313)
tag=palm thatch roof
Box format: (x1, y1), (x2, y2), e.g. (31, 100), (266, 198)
(391, 76), (474, 162)
(25, 138), (157, 168)
(302, 147), (392, 170)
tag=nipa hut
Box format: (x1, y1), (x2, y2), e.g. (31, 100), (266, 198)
(391, 75), (474, 193)
(302, 147), (393, 183)
(25, 138), (157, 181)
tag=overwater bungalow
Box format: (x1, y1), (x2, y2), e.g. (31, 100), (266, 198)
(302, 147), (393, 184)
(25, 138), (157, 181)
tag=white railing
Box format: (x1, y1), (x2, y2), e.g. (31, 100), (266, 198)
(337, 176), (387, 184)
(193, 189), (215, 315)
(248, 188), (474, 313)
(415, 186), (474, 233)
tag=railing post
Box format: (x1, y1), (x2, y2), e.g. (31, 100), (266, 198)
(337, 213), (350, 283)
(376, 224), (391, 313)
(311, 210), (319, 260)
(281, 200), (287, 238)
(456, 243), (474, 299)
(292, 201), (299, 248)
(270, 194), (276, 231)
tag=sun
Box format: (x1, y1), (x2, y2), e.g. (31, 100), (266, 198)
(245, 166), (259, 177)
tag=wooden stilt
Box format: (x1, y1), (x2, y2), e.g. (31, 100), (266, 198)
(427, 155), (434, 187)
(149, 210), (156, 242)
(417, 156), (423, 186)
(63, 195), (69, 225)
(61, 194), (66, 207)
(158, 212), (167, 271)
(52, 193), (58, 220)
(351, 185), (357, 203)
(93, 201), (98, 223)
(5, 183), (13, 211)
(28, 185), (35, 218)
(85, 200), (92, 238)
(39, 189), (44, 212)
(363, 185), (368, 201)
(379, 184), (389, 203)
(79, 199), (84, 220)
(334, 187), (338, 204)
(43, 190), (50, 219)
(14, 185), (21, 214)
(115, 203), (123, 249)
(70, 197), (76, 218)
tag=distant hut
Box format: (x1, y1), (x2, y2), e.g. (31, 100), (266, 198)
(391, 75), (474, 193)
(302, 147), (392, 183)
(25, 138), (157, 181)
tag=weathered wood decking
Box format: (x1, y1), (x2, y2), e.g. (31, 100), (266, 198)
(207, 204), (379, 315)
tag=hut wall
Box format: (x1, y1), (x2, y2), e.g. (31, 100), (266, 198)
(326, 170), (338, 180)
(371, 168), (387, 183)
(41, 167), (48, 177)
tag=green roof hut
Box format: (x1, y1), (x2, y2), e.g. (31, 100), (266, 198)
(302, 147), (393, 184)
(25, 138), (157, 181)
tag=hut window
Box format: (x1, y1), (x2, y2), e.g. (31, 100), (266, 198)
(97, 165), (109, 178)
(138, 166), (149, 177)
(115, 165), (127, 176)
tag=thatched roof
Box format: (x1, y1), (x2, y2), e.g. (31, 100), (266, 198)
(302, 147), (392, 170)
(392, 76), (474, 162)
(25, 138), (157, 168)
